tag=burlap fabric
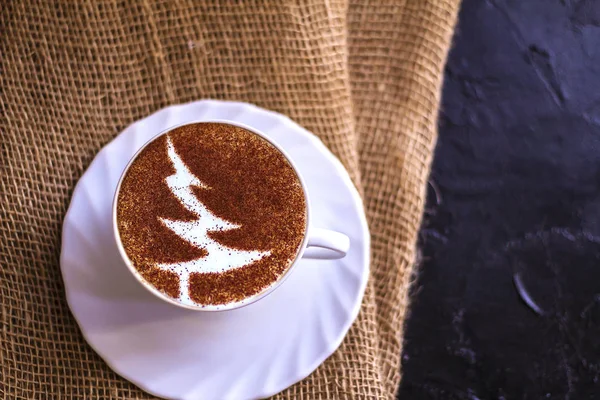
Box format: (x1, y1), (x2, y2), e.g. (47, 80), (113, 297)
(1, 1), (459, 398)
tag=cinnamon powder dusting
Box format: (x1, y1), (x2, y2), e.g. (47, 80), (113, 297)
(116, 123), (307, 306)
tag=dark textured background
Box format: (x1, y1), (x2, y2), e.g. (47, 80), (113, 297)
(399, 0), (600, 398)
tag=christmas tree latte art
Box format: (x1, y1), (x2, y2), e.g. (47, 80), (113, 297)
(116, 123), (307, 307)
(155, 137), (271, 305)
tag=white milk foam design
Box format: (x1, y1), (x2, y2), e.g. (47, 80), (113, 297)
(155, 136), (271, 305)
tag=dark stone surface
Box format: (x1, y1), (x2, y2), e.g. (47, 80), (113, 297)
(399, 0), (600, 399)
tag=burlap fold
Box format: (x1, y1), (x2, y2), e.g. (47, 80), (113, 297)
(1, 1), (459, 398)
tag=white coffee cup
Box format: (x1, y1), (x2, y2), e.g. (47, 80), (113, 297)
(112, 120), (350, 311)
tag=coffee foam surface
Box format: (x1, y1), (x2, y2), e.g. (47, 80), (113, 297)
(117, 122), (307, 307)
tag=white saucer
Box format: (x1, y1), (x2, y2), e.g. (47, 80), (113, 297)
(60, 100), (370, 400)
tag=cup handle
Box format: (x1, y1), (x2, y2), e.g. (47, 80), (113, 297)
(302, 228), (350, 260)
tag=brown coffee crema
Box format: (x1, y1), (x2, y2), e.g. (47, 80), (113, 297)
(116, 123), (307, 306)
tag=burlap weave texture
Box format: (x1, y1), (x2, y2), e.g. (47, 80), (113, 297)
(1, 1), (459, 398)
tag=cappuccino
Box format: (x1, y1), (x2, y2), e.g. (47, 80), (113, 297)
(116, 122), (307, 307)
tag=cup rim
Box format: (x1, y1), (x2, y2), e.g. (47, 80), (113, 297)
(112, 120), (311, 312)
